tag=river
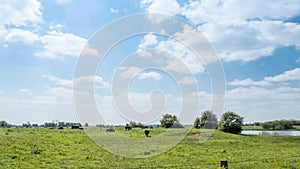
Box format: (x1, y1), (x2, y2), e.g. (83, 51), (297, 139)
(241, 130), (300, 136)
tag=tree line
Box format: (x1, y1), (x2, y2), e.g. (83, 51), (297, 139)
(0, 121), (82, 128)
(159, 111), (244, 134)
(244, 119), (300, 130)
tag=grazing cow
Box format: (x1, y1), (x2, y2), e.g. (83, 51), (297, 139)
(125, 126), (132, 131)
(58, 126), (64, 130)
(106, 128), (115, 132)
(144, 130), (150, 137)
(71, 125), (80, 129)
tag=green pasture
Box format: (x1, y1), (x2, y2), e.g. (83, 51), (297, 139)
(0, 127), (299, 168)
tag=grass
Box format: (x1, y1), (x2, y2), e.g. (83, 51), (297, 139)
(0, 127), (300, 168)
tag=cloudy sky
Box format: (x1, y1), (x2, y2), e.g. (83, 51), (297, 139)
(1, 0), (300, 125)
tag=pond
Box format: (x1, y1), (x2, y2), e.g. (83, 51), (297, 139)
(241, 130), (300, 136)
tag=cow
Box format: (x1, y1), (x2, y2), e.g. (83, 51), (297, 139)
(71, 125), (80, 129)
(125, 126), (132, 131)
(106, 128), (115, 132)
(144, 130), (150, 137)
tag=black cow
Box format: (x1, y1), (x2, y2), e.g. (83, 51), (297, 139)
(125, 126), (132, 131)
(71, 125), (80, 129)
(106, 128), (115, 132)
(144, 130), (150, 137)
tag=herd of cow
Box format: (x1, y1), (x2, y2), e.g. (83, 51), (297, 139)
(68, 125), (150, 137)
(106, 126), (151, 137)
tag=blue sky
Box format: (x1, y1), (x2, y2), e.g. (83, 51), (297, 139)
(0, 0), (300, 125)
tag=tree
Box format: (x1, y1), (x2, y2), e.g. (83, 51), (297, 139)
(129, 121), (144, 128)
(198, 110), (218, 129)
(160, 114), (181, 128)
(218, 111), (244, 134)
(194, 117), (201, 128)
(129, 121), (137, 127)
(0, 120), (11, 128)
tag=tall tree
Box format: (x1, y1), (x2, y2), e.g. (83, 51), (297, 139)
(199, 110), (218, 129)
(160, 114), (179, 128)
(0, 120), (11, 128)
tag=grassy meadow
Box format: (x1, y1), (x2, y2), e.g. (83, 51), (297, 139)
(0, 127), (300, 169)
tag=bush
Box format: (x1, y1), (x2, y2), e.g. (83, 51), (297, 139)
(218, 111), (244, 134)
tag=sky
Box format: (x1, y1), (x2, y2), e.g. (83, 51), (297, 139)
(0, 0), (300, 125)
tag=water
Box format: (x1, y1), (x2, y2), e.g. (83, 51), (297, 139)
(241, 130), (300, 136)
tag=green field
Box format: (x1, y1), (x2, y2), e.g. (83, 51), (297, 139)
(1, 128), (300, 169)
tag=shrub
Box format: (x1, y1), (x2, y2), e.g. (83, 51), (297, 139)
(219, 111), (243, 134)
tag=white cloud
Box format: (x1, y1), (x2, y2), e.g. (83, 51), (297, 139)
(265, 68), (300, 82)
(0, 86), (78, 124)
(141, 0), (181, 23)
(49, 23), (66, 31)
(141, 0), (180, 15)
(118, 66), (141, 79)
(55, 0), (70, 5)
(5, 28), (38, 44)
(200, 20), (300, 62)
(179, 76), (197, 85)
(138, 71), (162, 80)
(35, 31), (87, 59)
(0, 0), (42, 27)
(136, 30), (205, 75)
(140, 0), (300, 62)
(73, 75), (109, 91)
(0, 0), (42, 45)
(229, 78), (271, 87)
(41, 87), (73, 100)
(181, 0), (300, 25)
(221, 0), (300, 21)
(192, 1), (300, 62)
(81, 44), (99, 57)
(181, 0), (220, 24)
(19, 88), (33, 95)
(136, 50), (152, 57)
(138, 33), (158, 49)
(43, 74), (109, 91)
(297, 58), (300, 63)
(110, 8), (119, 13)
(157, 38), (205, 74)
(224, 86), (300, 122)
(42, 74), (73, 87)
